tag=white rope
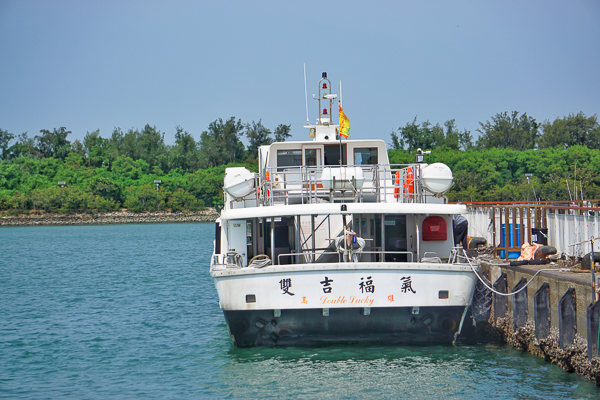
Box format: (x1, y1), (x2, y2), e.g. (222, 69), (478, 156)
(463, 249), (570, 297)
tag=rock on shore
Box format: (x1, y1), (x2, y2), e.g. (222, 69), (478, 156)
(0, 209), (220, 227)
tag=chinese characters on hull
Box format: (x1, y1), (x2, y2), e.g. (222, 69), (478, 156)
(359, 276), (375, 293)
(320, 276), (334, 293)
(401, 276), (416, 294)
(279, 278), (295, 296)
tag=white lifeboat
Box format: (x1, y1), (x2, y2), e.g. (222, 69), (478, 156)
(421, 163), (453, 194)
(223, 167), (255, 198)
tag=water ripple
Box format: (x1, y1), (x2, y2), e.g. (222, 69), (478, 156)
(1, 223), (597, 399)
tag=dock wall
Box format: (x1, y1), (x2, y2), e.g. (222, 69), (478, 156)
(480, 261), (600, 382)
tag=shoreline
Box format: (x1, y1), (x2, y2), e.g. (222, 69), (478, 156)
(0, 209), (220, 227)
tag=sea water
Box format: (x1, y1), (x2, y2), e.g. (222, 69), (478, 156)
(1, 223), (598, 399)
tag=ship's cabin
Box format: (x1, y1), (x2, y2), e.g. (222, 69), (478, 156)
(213, 204), (467, 269)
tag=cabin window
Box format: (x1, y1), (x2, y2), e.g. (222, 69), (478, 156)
(324, 144), (346, 165)
(277, 149), (302, 170)
(305, 149), (321, 166)
(354, 148), (378, 165)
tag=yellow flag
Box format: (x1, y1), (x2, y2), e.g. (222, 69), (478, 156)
(339, 104), (350, 138)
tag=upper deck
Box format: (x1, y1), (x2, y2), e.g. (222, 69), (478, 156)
(223, 72), (454, 211)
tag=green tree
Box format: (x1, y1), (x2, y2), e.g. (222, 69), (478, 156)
(7, 133), (37, 159)
(35, 127), (72, 159)
(124, 185), (165, 211)
(166, 188), (204, 212)
(87, 176), (122, 202)
(274, 123), (292, 142)
(0, 129), (15, 160)
(170, 126), (199, 172)
(389, 130), (402, 150)
(538, 112), (600, 149)
(245, 120), (272, 156)
(394, 117), (463, 152)
(198, 117), (245, 167)
(476, 111), (539, 150)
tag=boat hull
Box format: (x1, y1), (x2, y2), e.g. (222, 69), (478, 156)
(211, 263), (477, 347)
(223, 305), (467, 347)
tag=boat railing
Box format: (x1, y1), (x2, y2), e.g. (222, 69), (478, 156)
(258, 163), (440, 206)
(211, 253), (244, 268)
(357, 251), (414, 262)
(278, 251), (342, 265)
(276, 250), (415, 265)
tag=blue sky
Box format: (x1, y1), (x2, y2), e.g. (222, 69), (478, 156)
(1, 0), (599, 147)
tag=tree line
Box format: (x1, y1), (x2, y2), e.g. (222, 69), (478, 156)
(0, 117), (290, 214)
(1, 111), (598, 214)
(391, 111), (600, 152)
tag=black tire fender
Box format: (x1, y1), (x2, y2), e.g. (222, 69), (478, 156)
(468, 237), (487, 249)
(533, 245), (557, 260)
(581, 252), (600, 270)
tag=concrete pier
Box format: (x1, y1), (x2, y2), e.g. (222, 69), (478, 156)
(480, 260), (600, 382)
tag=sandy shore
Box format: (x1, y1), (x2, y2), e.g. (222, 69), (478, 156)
(0, 209), (220, 227)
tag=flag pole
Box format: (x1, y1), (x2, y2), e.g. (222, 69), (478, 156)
(304, 63), (309, 125)
(339, 81), (343, 166)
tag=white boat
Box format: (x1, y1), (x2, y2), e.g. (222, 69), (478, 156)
(210, 72), (479, 347)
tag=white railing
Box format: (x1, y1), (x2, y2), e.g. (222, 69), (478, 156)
(258, 163), (440, 206)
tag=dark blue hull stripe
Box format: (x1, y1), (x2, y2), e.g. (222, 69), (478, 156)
(223, 306), (466, 347)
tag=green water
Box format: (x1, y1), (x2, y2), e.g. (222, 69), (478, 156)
(1, 223), (598, 399)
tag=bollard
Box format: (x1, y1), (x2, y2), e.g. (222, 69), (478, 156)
(586, 300), (600, 361)
(533, 282), (551, 340)
(512, 277), (528, 330)
(493, 273), (508, 321)
(558, 288), (577, 348)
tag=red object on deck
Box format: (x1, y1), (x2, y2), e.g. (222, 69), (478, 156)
(422, 216), (447, 241)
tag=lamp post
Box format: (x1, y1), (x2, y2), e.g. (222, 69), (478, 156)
(154, 180), (161, 211)
(525, 173), (537, 202)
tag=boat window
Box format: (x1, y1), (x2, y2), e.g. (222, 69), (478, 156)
(324, 144), (346, 166)
(214, 222), (221, 254)
(305, 149), (321, 166)
(354, 148), (378, 165)
(277, 149), (302, 171)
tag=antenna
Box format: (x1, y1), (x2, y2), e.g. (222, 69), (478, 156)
(304, 63), (309, 125)
(339, 81), (343, 107)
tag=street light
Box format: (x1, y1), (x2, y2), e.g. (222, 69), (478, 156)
(525, 173), (537, 202)
(153, 180), (161, 211)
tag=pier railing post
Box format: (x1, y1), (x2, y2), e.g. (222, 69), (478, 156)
(513, 277), (528, 330)
(558, 288), (577, 348)
(493, 273), (508, 321)
(586, 300), (600, 361)
(533, 282), (551, 340)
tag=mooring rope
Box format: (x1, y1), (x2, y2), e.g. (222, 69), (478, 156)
(461, 249), (570, 297)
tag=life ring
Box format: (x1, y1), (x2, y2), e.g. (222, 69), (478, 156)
(258, 187), (270, 200)
(404, 167), (414, 197)
(259, 170), (271, 200)
(393, 171), (400, 199)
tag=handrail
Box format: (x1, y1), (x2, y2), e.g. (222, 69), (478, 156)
(259, 163), (443, 206)
(278, 251), (341, 265)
